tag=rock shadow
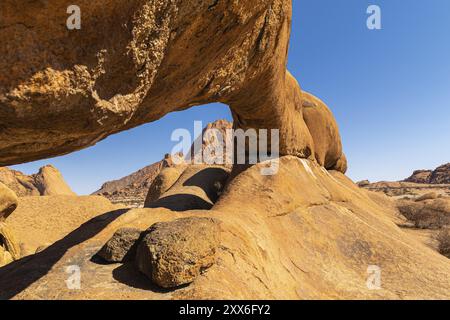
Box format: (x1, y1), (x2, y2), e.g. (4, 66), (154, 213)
(147, 194), (213, 212)
(0, 208), (129, 299)
(182, 167), (229, 202)
(147, 167), (230, 212)
(112, 263), (189, 293)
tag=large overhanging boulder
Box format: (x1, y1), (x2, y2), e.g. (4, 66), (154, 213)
(0, 0), (346, 173)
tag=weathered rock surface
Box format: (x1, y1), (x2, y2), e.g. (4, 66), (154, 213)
(136, 217), (220, 288)
(6, 195), (122, 253)
(0, 0), (345, 176)
(437, 229), (450, 258)
(1, 158), (449, 299)
(0, 184), (20, 266)
(0, 246), (13, 266)
(0, 222), (21, 266)
(145, 165), (230, 211)
(144, 167), (186, 206)
(0, 0), (448, 301)
(98, 227), (143, 263)
(0, 182), (18, 220)
(302, 91), (346, 172)
(0, 165), (75, 197)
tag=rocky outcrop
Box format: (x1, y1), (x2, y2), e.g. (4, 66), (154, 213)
(2, 0), (448, 301)
(0, 183), (20, 266)
(1, 157), (449, 299)
(437, 229), (450, 258)
(357, 180), (371, 187)
(0, 222), (21, 266)
(360, 163), (450, 199)
(136, 217), (220, 288)
(0, 165), (75, 197)
(145, 165), (230, 211)
(93, 153), (184, 207)
(143, 167), (186, 206)
(404, 163), (450, 184)
(95, 163), (165, 197)
(404, 170), (433, 184)
(302, 91), (346, 172)
(188, 119), (233, 166)
(95, 119), (232, 207)
(0, 0), (346, 176)
(430, 163), (450, 184)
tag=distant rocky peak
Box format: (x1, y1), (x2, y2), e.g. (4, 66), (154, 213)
(0, 165), (75, 197)
(404, 163), (450, 184)
(404, 170), (433, 184)
(187, 119), (233, 164)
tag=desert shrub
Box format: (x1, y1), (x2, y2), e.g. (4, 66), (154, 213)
(436, 229), (450, 259)
(397, 199), (450, 229)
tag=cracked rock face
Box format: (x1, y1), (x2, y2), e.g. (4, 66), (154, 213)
(136, 217), (220, 288)
(0, 0), (346, 173)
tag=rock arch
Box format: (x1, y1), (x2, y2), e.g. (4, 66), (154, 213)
(0, 0), (346, 172)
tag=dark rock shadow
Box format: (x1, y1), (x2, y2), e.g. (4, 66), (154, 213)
(112, 263), (189, 293)
(182, 167), (229, 202)
(148, 194), (213, 212)
(0, 208), (129, 300)
(89, 253), (115, 266)
(147, 167), (230, 212)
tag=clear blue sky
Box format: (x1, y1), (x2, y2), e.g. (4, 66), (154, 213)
(12, 0), (450, 195)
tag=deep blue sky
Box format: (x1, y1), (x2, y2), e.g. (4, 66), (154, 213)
(12, 0), (450, 194)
